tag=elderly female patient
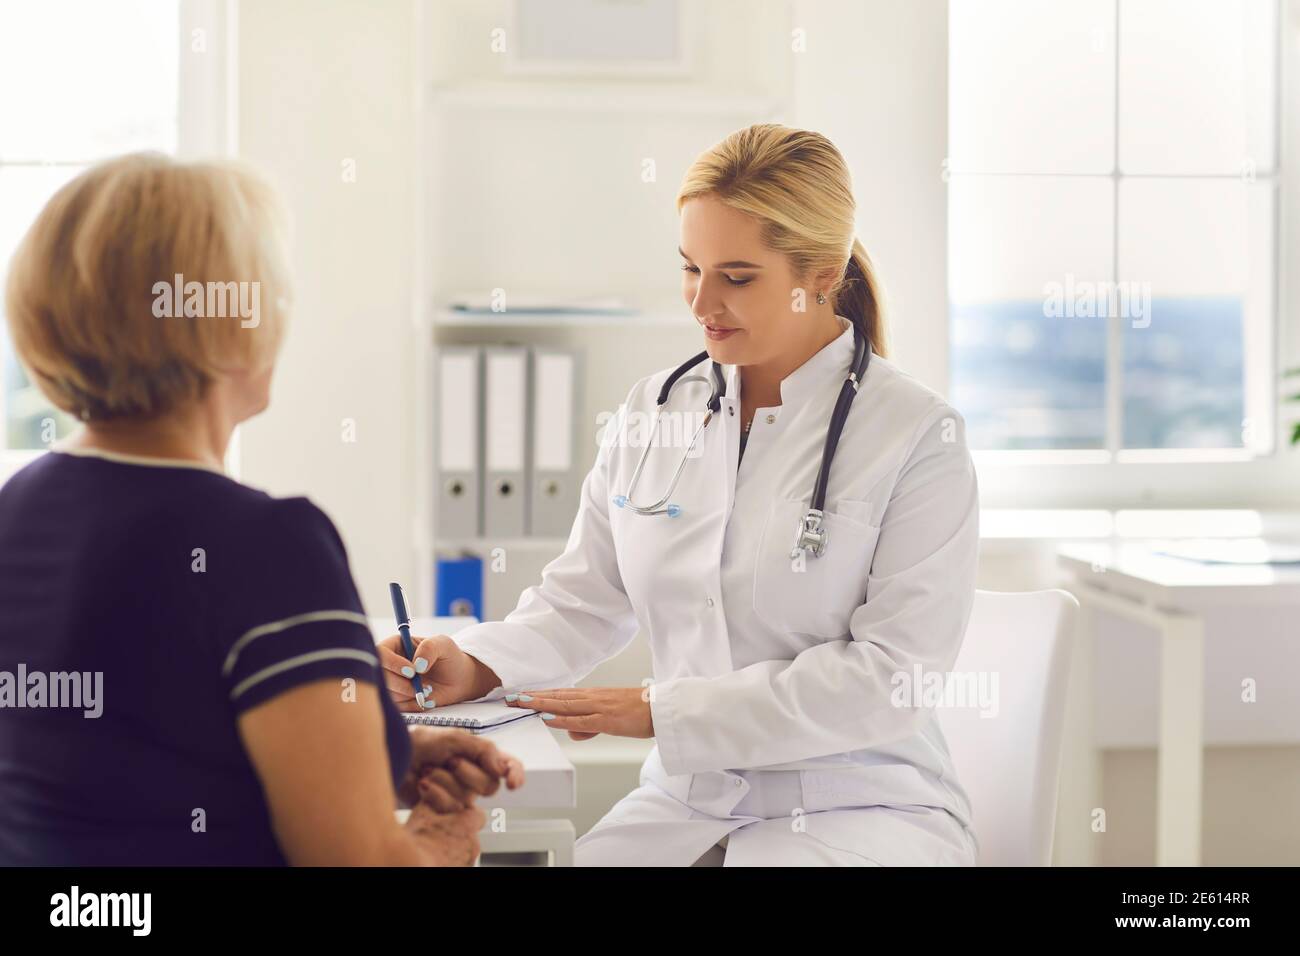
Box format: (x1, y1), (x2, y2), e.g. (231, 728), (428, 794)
(0, 153), (521, 865)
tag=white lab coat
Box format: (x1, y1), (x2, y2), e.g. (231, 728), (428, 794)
(453, 316), (981, 866)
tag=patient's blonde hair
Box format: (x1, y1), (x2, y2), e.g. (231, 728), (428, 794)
(676, 123), (889, 358)
(4, 152), (291, 422)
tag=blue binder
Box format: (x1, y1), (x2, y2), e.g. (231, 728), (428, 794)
(434, 554), (483, 618)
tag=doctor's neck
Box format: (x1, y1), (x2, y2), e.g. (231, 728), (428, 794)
(737, 310), (847, 407)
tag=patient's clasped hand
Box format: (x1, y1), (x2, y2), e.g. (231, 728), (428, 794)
(398, 725), (525, 865)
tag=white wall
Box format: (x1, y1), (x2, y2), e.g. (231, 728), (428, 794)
(236, 0), (417, 615)
(791, 0), (951, 393)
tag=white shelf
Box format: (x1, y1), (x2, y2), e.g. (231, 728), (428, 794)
(433, 307), (694, 329)
(437, 537), (569, 551)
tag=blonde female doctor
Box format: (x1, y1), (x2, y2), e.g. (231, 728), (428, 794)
(380, 124), (980, 867)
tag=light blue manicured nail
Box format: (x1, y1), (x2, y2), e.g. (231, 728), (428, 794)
(517, 694), (533, 702)
(540, 713), (555, 721)
(414, 658), (429, 674)
(423, 696), (437, 709)
(504, 694), (519, 702)
(400, 666), (415, 679)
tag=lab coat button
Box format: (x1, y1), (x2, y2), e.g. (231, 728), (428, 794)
(706, 596), (715, 608)
(765, 414), (776, 424)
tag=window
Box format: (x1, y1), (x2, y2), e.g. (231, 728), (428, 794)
(947, 0), (1280, 459)
(0, 0), (230, 466)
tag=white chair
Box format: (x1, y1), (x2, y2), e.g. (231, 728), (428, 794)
(936, 589), (1078, 866)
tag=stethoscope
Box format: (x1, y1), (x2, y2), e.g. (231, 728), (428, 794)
(612, 321), (871, 560)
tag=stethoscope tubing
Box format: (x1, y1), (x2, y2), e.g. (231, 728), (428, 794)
(616, 322), (872, 545)
(810, 323), (869, 513)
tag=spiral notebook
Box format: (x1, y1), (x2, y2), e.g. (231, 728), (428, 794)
(401, 701), (539, 734)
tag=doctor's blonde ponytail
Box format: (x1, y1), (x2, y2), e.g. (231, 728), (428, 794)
(676, 123), (889, 359)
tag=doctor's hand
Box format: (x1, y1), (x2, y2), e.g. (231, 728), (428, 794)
(504, 687), (654, 741)
(377, 634), (502, 712)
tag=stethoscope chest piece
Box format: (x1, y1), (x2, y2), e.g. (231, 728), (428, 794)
(791, 508), (828, 560)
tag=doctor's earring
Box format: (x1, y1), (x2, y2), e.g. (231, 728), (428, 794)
(816, 291), (827, 305)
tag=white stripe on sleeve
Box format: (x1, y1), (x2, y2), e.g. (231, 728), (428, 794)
(222, 610), (372, 677)
(229, 648), (380, 701)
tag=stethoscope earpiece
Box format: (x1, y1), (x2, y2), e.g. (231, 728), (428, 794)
(612, 494), (682, 517)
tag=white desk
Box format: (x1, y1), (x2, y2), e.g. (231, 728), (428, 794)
(372, 616), (578, 864)
(470, 713), (576, 807)
(1056, 541), (1300, 866)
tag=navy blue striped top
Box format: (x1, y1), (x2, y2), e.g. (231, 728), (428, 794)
(0, 448), (411, 865)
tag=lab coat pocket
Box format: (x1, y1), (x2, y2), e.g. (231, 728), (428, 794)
(752, 498), (880, 639)
(834, 498), (875, 526)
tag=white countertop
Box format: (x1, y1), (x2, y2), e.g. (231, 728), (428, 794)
(1058, 540), (1300, 607)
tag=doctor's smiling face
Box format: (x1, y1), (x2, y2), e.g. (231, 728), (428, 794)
(679, 193), (840, 371)
(675, 124), (888, 396)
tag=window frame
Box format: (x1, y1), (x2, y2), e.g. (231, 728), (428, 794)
(0, 0), (237, 482)
(947, 0), (1296, 503)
